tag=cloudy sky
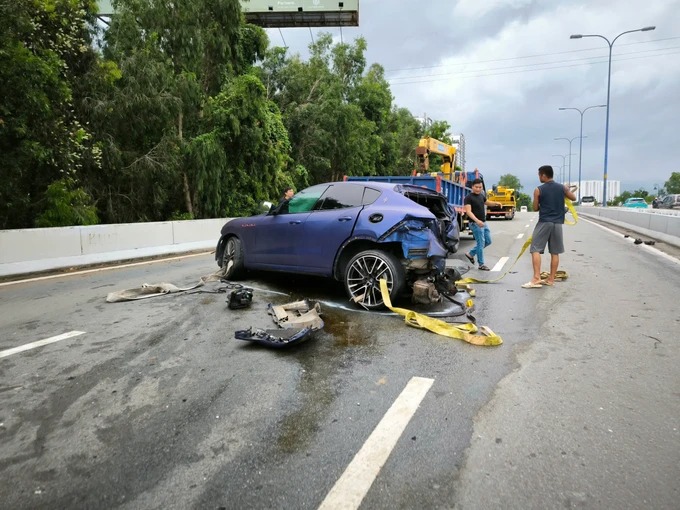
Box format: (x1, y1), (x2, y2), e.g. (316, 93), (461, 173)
(266, 0), (679, 193)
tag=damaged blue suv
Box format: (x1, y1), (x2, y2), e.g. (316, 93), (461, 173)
(215, 181), (460, 309)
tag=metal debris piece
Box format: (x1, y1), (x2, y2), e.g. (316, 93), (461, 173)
(267, 299), (324, 330)
(235, 327), (313, 348)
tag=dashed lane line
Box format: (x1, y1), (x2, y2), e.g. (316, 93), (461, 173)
(516, 233), (524, 239)
(317, 376), (434, 510)
(491, 256), (509, 272)
(0, 331), (86, 359)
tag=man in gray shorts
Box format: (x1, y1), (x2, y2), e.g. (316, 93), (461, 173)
(523, 165), (576, 288)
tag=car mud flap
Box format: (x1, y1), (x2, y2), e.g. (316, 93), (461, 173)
(235, 327), (314, 348)
(379, 279), (502, 346)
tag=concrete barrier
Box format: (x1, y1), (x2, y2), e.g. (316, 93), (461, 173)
(1, 208), (678, 279)
(577, 207), (680, 249)
(0, 218), (231, 278)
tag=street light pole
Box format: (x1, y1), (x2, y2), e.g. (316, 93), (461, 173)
(552, 154), (569, 182)
(559, 105), (606, 202)
(554, 137), (584, 186)
(570, 26), (655, 207)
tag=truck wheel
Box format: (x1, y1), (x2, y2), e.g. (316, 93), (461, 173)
(344, 250), (404, 310)
(221, 236), (245, 279)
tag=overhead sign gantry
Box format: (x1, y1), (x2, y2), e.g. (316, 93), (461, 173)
(240, 0), (359, 27)
(97, 1), (359, 28)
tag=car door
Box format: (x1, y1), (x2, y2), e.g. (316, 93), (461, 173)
(294, 184), (366, 274)
(248, 185), (329, 268)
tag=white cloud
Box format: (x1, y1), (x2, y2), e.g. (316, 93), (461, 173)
(270, 0), (680, 190)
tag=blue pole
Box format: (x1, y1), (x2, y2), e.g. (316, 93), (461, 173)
(602, 42), (613, 207)
(577, 112), (584, 202)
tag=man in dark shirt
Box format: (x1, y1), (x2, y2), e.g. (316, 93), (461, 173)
(523, 165), (576, 288)
(463, 178), (501, 271)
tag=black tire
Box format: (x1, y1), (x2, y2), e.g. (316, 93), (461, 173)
(221, 236), (245, 279)
(344, 250), (405, 310)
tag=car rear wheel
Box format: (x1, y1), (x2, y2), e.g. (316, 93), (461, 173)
(221, 236), (245, 279)
(344, 250), (404, 310)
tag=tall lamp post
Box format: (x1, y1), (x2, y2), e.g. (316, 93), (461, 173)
(570, 26), (656, 206)
(554, 137), (585, 186)
(552, 154), (569, 182)
(558, 105), (606, 202)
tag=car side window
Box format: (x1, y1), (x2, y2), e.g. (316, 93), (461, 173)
(362, 187), (382, 205)
(315, 184), (365, 211)
(287, 185), (329, 214)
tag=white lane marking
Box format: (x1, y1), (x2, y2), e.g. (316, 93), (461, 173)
(318, 376), (434, 510)
(491, 257), (509, 272)
(525, 224), (530, 228)
(0, 331), (86, 359)
(0, 251), (213, 288)
(516, 233), (524, 239)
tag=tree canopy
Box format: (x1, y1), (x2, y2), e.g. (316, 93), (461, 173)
(664, 172), (680, 194)
(1, 2), (455, 228)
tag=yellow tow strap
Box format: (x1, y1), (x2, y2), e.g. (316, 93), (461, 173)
(457, 198), (578, 284)
(379, 279), (502, 346)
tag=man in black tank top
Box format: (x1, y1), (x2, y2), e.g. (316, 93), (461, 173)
(523, 165), (576, 288)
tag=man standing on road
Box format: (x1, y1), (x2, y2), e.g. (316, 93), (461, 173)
(464, 178), (501, 271)
(523, 165), (576, 288)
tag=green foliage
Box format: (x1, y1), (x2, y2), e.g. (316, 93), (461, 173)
(612, 189), (649, 206)
(187, 74), (290, 217)
(35, 178), (99, 227)
(516, 193), (532, 209)
(664, 172), (680, 194)
(0, 0), (104, 228)
(423, 120), (454, 144)
(497, 174), (523, 192)
(2, 2), (460, 229)
(169, 211), (194, 221)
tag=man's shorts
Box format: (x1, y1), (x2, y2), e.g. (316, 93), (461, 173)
(530, 222), (564, 254)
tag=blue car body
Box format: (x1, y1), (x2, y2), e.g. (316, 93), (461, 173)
(622, 198), (649, 209)
(215, 181), (460, 308)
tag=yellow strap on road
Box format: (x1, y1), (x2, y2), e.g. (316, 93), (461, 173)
(379, 279), (502, 346)
(457, 198), (578, 284)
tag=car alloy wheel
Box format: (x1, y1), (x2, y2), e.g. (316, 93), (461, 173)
(344, 250), (404, 310)
(222, 236), (244, 279)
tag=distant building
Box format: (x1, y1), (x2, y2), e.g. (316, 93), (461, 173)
(451, 134), (466, 171)
(578, 180), (621, 202)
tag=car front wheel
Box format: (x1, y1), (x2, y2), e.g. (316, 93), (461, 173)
(344, 250), (404, 310)
(221, 236), (245, 279)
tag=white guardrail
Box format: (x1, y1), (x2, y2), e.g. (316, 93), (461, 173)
(0, 218), (230, 278)
(0, 209), (678, 279)
(576, 206), (680, 249)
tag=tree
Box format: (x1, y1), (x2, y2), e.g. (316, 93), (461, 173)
(664, 172), (680, 194)
(261, 34), (383, 183)
(497, 174), (523, 192)
(98, 0), (269, 221)
(0, 0), (104, 228)
(515, 193), (532, 209)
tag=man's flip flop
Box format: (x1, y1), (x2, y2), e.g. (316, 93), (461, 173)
(521, 282), (542, 289)
(465, 253), (474, 263)
(539, 280), (554, 286)
(478, 265), (491, 271)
